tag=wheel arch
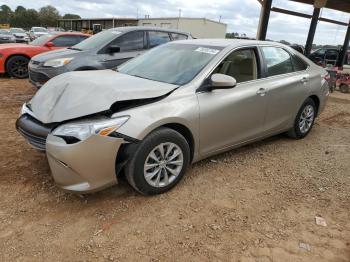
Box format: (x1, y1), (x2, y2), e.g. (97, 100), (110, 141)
(161, 123), (195, 162)
(308, 95), (320, 115)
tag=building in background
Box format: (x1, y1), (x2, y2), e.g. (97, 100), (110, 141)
(58, 17), (227, 38)
(138, 17), (226, 38)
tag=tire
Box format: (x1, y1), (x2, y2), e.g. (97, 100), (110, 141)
(125, 128), (190, 195)
(6, 55), (29, 78)
(339, 84), (349, 93)
(287, 98), (316, 139)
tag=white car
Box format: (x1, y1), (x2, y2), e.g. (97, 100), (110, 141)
(29, 27), (48, 40)
(10, 28), (30, 43)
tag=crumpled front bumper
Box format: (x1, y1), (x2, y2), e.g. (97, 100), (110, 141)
(46, 134), (124, 193)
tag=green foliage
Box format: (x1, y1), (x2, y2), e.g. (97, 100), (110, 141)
(62, 13), (81, 19)
(0, 4), (76, 29)
(0, 4), (12, 24)
(38, 5), (60, 27)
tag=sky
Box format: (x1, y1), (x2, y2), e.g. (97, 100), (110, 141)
(2, 0), (349, 45)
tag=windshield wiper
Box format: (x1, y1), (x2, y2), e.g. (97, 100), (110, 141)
(67, 47), (82, 51)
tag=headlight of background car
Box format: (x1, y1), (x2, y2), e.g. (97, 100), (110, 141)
(52, 116), (129, 141)
(43, 58), (73, 68)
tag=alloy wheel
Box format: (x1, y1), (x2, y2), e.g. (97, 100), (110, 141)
(143, 142), (184, 188)
(299, 105), (315, 134)
(9, 58), (28, 78)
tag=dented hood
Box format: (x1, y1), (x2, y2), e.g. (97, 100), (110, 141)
(30, 70), (177, 123)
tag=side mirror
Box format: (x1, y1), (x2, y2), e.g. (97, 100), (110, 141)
(45, 42), (54, 48)
(210, 73), (237, 89)
(108, 45), (120, 54)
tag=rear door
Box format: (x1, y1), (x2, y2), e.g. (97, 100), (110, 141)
(259, 46), (310, 133)
(99, 31), (147, 68)
(147, 31), (171, 48)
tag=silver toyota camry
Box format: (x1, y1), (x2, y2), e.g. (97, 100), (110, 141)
(16, 39), (329, 195)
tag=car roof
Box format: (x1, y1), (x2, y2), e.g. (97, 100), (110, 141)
(108, 26), (190, 35)
(48, 31), (90, 36)
(168, 38), (292, 48)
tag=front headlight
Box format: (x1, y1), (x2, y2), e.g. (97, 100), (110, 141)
(52, 116), (129, 141)
(43, 58), (73, 68)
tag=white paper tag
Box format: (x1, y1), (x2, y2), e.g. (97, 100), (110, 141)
(111, 31), (122, 35)
(195, 47), (220, 55)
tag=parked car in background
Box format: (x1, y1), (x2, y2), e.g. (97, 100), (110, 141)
(10, 28), (30, 43)
(290, 44), (305, 54)
(29, 26), (191, 88)
(17, 39), (328, 194)
(29, 27), (48, 40)
(308, 48), (341, 66)
(0, 29), (16, 44)
(0, 32), (90, 78)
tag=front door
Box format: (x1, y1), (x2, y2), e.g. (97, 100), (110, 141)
(197, 48), (268, 156)
(99, 31), (147, 69)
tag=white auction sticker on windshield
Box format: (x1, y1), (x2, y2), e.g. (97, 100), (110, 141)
(195, 47), (220, 55)
(111, 31), (122, 35)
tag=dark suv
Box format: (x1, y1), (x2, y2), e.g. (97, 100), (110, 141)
(29, 26), (191, 88)
(308, 48), (350, 66)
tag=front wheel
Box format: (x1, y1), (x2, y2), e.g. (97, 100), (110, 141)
(287, 98), (316, 139)
(6, 55), (29, 78)
(125, 128), (190, 195)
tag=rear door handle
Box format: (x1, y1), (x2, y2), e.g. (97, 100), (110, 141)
(256, 88), (268, 96)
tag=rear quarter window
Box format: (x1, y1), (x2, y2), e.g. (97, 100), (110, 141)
(291, 55), (308, 71)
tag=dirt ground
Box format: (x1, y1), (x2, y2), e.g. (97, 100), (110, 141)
(0, 78), (349, 262)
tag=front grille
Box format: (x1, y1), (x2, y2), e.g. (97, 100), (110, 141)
(30, 60), (41, 65)
(16, 114), (54, 151)
(29, 70), (49, 84)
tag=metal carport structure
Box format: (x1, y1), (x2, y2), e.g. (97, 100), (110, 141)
(256, 0), (350, 66)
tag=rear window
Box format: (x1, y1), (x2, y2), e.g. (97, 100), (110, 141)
(291, 55), (308, 71)
(149, 31), (171, 48)
(261, 46), (294, 77)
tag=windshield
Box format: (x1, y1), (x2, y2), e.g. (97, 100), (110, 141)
(30, 34), (54, 46)
(0, 29), (11, 35)
(10, 28), (25, 33)
(73, 29), (122, 51)
(33, 28), (47, 32)
(118, 43), (223, 85)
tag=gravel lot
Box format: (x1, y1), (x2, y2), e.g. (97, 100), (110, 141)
(0, 78), (349, 261)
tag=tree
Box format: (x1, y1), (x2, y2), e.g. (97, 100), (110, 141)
(0, 4), (12, 24)
(38, 5), (60, 27)
(62, 13), (81, 19)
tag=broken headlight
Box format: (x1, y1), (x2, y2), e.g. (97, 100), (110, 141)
(52, 116), (129, 141)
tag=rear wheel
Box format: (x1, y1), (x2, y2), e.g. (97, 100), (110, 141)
(6, 55), (29, 78)
(287, 98), (316, 139)
(125, 128), (190, 195)
(339, 84), (349, 93)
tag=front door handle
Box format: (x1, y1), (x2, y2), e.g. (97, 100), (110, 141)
(256, 88), (267, 96)
(301, 77), (309, 83)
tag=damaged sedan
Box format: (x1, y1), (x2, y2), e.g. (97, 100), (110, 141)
(16, 39), (329, 195)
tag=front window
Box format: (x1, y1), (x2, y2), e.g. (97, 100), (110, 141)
(52, 35), (83, 47)
(74, 29), (123, 51)
(110, 31), (146, 52)
(30, 34), (54, 46)
(118, 43), (223, 85)
(213, 49), (258, 83)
